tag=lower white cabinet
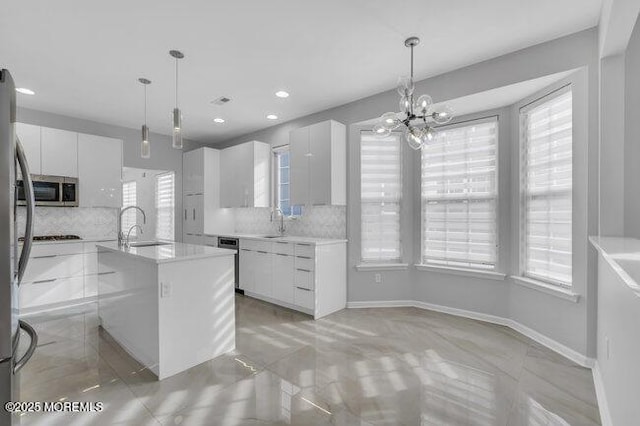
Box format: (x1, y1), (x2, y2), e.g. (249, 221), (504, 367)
(273, 253), (294, 304)
(238, 238), (346, 319)
(19, 239), (116, 313)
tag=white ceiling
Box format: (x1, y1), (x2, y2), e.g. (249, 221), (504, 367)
(0, 0), (602, 144)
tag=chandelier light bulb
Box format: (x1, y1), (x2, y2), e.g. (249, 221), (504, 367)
(397, 76), (414, 97)
(172, 108), (183, 149)
(373, 123), (392, 138)
(404, 127), (424, 150)
(414, 94), (433, 115)
(380, 112), (400, 130)
(399, 96), (412, 114)
(432, 106), (454, 124)
(425, 126), (435, 142)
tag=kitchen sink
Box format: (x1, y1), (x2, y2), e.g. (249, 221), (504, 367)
(128, 241), (172, 247)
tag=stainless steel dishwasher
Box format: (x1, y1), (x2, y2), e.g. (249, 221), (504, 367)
(218, 237), (241, 293)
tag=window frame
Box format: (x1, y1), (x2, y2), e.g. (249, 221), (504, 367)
(359, 130), (404, 264)
(272, 145), (302, 218)
(420, 115), (500, 271)
(121, 180), (137, 237)
(519, 84), (573, 288)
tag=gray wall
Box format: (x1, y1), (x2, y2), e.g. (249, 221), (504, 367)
(210, 28), (600, 357)
(625, 18), (640, 238)
(16, 107), (202, 241)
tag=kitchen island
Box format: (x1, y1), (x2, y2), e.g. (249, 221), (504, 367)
(96, 241), (236, 380)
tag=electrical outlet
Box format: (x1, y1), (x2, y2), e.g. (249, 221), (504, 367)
(161, 282), (172, 298)
(375, 273), (382, 283)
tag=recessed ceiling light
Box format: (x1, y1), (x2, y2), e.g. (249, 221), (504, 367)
(266, 114), (278, 120)
(16, 88), (35, 95)
(275, 91), (289, 98)
(213, 118), (225, 123)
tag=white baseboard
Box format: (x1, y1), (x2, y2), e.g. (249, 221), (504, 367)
(347, 299), (594, 368)
(592, 361), (612, 426)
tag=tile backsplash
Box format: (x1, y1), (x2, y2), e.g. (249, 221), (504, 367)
(16, 207), (118, 239)
(234, 205), (346, 239)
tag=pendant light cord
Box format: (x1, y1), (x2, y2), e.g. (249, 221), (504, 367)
(144, 84), (147, 125)
(175, 58), (179, 108)
(410, 45), (414, 79)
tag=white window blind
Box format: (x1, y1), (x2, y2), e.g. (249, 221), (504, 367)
(521, 88), (572, 286)
(274, 147), (302, 217)
(155, 172), (175, 241)
(121, 181), (137, 236)
(421, 117), (498, 269)
(360, 131), (402, 263)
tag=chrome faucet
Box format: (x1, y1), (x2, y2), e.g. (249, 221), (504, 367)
(118, 206), (146, 247)
(276, 207), (286, 236)
(125, 225), (143, 249)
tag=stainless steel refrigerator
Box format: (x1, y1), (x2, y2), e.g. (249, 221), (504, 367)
(0, 69), (38, 425)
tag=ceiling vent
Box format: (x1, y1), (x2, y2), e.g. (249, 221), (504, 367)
(211, 96), (231, 105)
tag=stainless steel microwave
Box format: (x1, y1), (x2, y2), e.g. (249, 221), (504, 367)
(17, 175), (79, 207)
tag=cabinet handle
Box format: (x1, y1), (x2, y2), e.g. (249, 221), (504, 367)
(193, 209), (196, 220)
(32, 278), (56, 284)
(33, 255), (57, 259)
(276, 253), (289, 257)
(296, 268), (312, 272)
(184, 209), (187, 220)
(296, 255), (312, 259)
(240, 248), (250, 252)
(98, 271), (115, 276)
(296, 286), (312, 292)
(257, 250), (268, 254)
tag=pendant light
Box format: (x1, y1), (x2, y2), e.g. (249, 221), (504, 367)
(169, 50), (184, 149)
(138, 78), (151, 159)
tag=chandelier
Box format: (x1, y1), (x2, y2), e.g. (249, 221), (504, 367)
(373, 36), (454, 150)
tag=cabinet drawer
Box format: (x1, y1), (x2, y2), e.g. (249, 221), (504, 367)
(294, 256), (315, 272)
(203, 236), (218, 247)
(23, 254), (84, 283)
(294, 243), (315, 258)
(20, 276), (85, 309)
(29, 242), (84, 257)
(84, 252), (98, 275)
(241, 239), (259, 251)
(294, 286), (315, 310)
(294, 268), (314, 291)
(272, 241), (294, 255)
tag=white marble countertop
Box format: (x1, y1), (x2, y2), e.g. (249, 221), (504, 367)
(590, 236), (640, 297)
(97, 241), (236, 264)
(207, 233), (348, 246)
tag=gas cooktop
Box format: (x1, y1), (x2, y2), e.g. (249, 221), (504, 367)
(18, 235), (82, 242)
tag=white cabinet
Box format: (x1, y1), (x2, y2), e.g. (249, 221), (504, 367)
(239, 248), (256, 293)
(289, 120), (346, 206)
(78, 133), (123, 208)
(41, 127), (78, 177)
(273, 253), (294, 304)
(238, 238), (347, 319)
(15, 123), (41, 175)
(220, 141), (271, 208)
(19, 240), (116, 313)
(182, 148), (233, 243)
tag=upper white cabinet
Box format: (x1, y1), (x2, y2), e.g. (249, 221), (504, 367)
(289, 120), (346, 206)
(77, 133), (123, 208)
(183, 148), (206, 196)
(15, 123), (42, 176)
(41, 127), (78, 177)
(220, 141), (271, 208)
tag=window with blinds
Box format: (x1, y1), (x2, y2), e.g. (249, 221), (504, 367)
(155, 172), (175, 241)
(421, 117), (498, 269)
(521, 88), (572, 286)
(274, 147), (302, 217)
(121, 181), (137, 237)
(360, 131), (402, 263)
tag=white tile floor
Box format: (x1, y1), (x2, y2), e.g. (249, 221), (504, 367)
(16, 295), (600, 425)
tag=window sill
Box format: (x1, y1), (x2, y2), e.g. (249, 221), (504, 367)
(355, 263), (409, 272)
(510, 276), (580, 303)
(414, 264), (506, 281)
